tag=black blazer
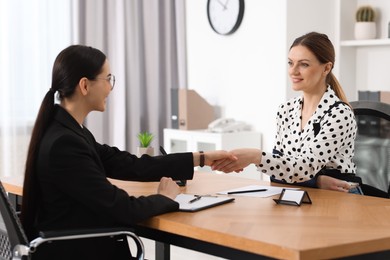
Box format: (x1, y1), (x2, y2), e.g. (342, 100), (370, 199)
(33, 105), (194, 259)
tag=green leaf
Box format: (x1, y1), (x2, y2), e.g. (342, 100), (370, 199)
(137, 132), (154, 147)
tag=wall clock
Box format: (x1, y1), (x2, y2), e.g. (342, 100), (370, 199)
(207, 0), (245, 35)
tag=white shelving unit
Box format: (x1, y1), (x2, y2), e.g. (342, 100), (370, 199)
(340, 38), (390, 47)
(335, 0), (390, 101)
(163, 128), (263, 180)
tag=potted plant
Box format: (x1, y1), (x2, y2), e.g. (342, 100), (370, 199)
(354, 5), (376, 40)
(136, 131), (154, 157)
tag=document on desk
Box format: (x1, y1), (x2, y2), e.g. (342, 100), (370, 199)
(217, 185), (299, 198)
(175, 194), (235, 212)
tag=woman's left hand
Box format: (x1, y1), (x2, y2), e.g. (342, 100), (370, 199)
(316, 175), (351, 192)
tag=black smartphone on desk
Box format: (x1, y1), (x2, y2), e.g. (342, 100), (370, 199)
(159, 146), (187, 186)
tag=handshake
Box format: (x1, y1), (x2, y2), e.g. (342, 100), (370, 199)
(201, 148), (262, 173)
(159, 148), (262, 200)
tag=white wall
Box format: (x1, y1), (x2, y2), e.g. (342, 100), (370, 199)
(185, 0), (288, 152)
(286, 0), (337, 99)
(185, 0), (335, 153)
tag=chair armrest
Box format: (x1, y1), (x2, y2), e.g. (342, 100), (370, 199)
(39, 227), (136, 238)
(29, 227), (144, 259)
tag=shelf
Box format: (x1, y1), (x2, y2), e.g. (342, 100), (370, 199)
(335, 0), (390, 101)
(163, 129), (262, 153)
(340, 38), (390, 47)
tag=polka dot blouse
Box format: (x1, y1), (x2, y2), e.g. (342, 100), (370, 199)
(257, 86), (357, 183)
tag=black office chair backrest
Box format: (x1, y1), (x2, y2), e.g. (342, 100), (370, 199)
(0, 181), (29, 259)
(351, 101), (390, 196)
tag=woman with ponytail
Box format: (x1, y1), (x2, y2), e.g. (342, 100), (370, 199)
(21, 45), (235, 259)
(213, 32), (359, 194)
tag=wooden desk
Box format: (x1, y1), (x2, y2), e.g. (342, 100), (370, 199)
(2, 175), (23, 196)
(2, 172), (390, 260)
(1, 175), (24, 210)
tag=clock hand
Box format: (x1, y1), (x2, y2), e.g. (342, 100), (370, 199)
(225, 0), (230, 9)
(217, 0), (227, 10)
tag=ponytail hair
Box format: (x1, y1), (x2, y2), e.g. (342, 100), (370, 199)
(21, 90), (56, 239)
(327, 72), (351, 108)
(21, 45), (106, 239)
(290, 32), (352, 108)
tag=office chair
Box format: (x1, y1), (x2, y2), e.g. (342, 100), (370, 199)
(0, 181), (145, 260)
(351, 100), (390, 198)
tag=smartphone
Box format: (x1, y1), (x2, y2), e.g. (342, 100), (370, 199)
(347, 182), (359, 188)
(347, 182), (364, 195)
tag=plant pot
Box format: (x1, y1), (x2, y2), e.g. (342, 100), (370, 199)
(354, 22), (376, 40)
(136, 147), (154, 157)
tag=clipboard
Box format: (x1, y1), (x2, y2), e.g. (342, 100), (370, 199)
(175, 194), (235, 212)
(273, 189), (312, 206)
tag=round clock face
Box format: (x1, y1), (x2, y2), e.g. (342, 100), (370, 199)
(207, 0), (244, 35)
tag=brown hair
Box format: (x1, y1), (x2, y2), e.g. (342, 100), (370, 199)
(290, 32), (351, 108)
(21, 45), (106, 239)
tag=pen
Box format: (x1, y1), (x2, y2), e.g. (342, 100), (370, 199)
(194, 194), (217, 198)
(227, 189), (267, 195)
(159, 145), (168, 155)
(160, 146), (187, 186)
(188, 196), (202, 204)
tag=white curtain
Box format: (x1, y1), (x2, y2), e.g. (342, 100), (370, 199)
(76, 0), (187, 153)
(0, 0), (74, 178)
(0, 0), (187, 178)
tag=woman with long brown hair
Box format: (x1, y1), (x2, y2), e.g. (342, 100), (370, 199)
(213, 32), (358, 193)
(21, 45), (235, 259)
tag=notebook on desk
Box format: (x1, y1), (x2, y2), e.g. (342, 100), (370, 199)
(175, 194), (235, 212)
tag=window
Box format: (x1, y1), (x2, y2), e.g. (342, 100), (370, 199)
(0, 0), (73, 177)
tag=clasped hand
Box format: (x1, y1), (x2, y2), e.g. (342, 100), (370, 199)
(211, 148), (262, 173)
(158, 150), (240, 200)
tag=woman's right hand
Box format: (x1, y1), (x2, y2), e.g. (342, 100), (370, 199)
(157, 177), (181, 200)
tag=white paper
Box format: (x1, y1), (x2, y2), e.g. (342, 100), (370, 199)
(280, 190), (305, 203)
(217, 185), (299, 198)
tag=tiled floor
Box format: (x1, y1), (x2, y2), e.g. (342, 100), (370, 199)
(140, 238), (226, 260)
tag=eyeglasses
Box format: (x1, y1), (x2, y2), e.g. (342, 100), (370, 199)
(93, 74), (116, 90)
